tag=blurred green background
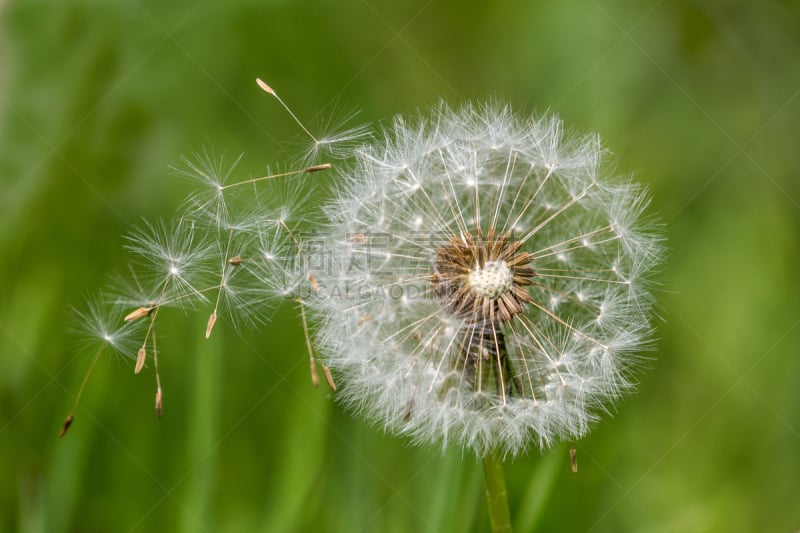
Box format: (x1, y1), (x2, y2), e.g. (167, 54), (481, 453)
(1, 1), (798, 532)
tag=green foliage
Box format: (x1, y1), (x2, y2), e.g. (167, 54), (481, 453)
(1, 1), (798, 531)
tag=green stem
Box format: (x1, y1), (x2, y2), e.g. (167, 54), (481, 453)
(483, 451), (513, 533)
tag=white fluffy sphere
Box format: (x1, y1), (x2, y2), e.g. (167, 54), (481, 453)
(307, 102), (662, 456)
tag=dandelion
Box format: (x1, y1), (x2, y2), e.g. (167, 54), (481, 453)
(305, 101), (662, 457)
(286, 100), (662, 531)
(61, 80), (662, 532)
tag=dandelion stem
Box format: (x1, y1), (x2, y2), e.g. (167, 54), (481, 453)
(297, 298), (320, 387)
(218, 164), (330, 191)
(483, 451), (513, 533)
(207, 228), (234, 339)
(256, 78), (320, 144)
(137, 276), (171, 374)
(60, 346), (104, 437)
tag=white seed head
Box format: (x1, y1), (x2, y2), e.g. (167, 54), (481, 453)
(306, 101), (663, 456)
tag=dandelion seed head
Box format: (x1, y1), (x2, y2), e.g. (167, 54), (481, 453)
(72, 91), (661, 455)
(307, 101), (663, 456)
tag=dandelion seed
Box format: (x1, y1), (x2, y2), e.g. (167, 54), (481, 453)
(322, 364), (337, 392)
(155, 388), (163, 418)
(205, 312), (218, 339)
(124, 306), (153, 322)
(570, 444), (578, 473)
(308, 273), (319, 293)
(256, 78), (320, 145)
(135, 346), (147, 374)
(152, 331), (163, 418)
(59, 415), (74, 438)
(61, 299), (144, 436)
(305, 163), (332, 173)
(256, 79), (369, 160)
